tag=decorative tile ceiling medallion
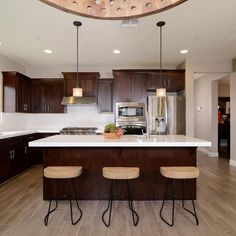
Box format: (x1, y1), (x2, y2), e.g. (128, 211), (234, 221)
(40, 0), (188, 20)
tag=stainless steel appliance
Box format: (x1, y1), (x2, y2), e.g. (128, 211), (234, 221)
(60, 127), (97, 135)
(147, 95), (185, 135)
(115, 102), (146, 127)
(115, 102), (146, 135)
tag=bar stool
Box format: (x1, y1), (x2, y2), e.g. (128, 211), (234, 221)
(102, 167), (139, 227)
(44, 166), (83, 226)
(160, 166), (199, 226)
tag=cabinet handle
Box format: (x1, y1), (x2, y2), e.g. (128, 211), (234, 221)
(48, 105), (50, 111)
(9, 150), (12, 159)
(44, 105), (47, 111)
(12, 150), (15, 159)
(24, 146), (27, 154)
(25, 104), (28, 111)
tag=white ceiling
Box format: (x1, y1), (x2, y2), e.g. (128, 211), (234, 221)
(0, 0), (236, 69)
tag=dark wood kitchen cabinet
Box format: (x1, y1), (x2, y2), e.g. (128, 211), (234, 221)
(2, 71), (31, 113)
(146, 70), (185, 92)
(62, 72), (99, 97)
(113, 70), (147, 106)
(0, 134), (37, 184)
(31, 79), (64, 113)
(97, 79), (113, 113)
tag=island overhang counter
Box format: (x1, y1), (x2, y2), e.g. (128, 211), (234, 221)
(29, 135), (211, 200)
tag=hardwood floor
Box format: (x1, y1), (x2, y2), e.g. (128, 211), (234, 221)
(1, 152), (236, 236)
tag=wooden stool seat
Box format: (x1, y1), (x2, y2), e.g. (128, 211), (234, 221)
(44, 166), (82, 179)
(103, 167), (139, 180)
(160, 166), (199, 179)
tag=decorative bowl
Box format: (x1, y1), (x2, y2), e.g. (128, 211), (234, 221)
(103, 133), (122, 139)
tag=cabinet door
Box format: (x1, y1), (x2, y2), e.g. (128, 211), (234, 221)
(31, 79), (64, 113)
(46, 80), (64, 113)
(98, 79), (113, 113)
(165, 71), (185, 92)
(113, 71), (131, 103)
(130, 73), (147, 102)
(17, 74), (31, 112)
(0, 145), (12, 183)
(146, 72), (162, 90)
(31, 79), (47, 113)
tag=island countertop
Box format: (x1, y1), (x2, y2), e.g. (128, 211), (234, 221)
(29, 134), (211, 147)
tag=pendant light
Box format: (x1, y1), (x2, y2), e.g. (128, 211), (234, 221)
(156, 21), (166, 97)
(73, 21), (83, 97)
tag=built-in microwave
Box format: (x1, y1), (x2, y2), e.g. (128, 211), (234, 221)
(115, 102), (145, 126)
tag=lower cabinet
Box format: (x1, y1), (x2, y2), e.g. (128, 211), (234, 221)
(0, 133), (41, 184)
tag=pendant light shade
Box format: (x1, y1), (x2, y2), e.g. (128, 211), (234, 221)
(156, 21), (166, 97)
(73, 21), (83, 97)
(73, 87), (83, 97)
(156, 88), (166, 97)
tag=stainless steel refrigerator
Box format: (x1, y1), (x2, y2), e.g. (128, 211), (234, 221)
(147, 95), (185, 135)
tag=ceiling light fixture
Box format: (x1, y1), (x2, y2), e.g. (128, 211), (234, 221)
(113, 49), (120, 54)
(156, 21), (166, 97)
(72, 21), (83, 97)
(40, 0), (187, 20)
(44, 49), (52, 54)
(180, 49), (188, 54)
(0, 42), (2, 45)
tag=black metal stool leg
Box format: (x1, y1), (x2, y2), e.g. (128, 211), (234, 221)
(160, 178), (175, 226)
(126, 180), (139, 226)
(102, 179), (114, 227)
(69, 178), (83, 225)
(181, 179), (199, 225)
(44, 179), (59, 226)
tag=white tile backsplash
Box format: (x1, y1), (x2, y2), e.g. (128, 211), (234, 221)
(0, 105), (114, 132)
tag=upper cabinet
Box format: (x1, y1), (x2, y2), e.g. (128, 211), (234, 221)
(62, 72), (100, 97)
(2, 71), (31, 113)
(31, 79), (64, 113)
(113, 70), (147, 105)
(97, 79), (113, 113)
(146, 70), (185, 92)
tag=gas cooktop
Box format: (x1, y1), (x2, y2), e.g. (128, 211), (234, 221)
(59, 127), (98, 135)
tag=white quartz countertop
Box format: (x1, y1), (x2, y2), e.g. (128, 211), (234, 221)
(28, 135), (211, 147)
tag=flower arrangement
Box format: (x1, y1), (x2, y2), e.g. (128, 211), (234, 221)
(104, 123), (123, 139)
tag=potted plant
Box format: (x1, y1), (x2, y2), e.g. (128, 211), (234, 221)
(104, 123), (123, 139)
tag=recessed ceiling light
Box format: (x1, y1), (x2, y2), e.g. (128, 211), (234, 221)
(113, 49), (120, 54)
(44, 49), (52, 54)
(180, 49), (188, 54)
(0, 42), (2, 45)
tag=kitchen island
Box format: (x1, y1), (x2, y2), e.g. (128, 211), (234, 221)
(29, 135), (211, 200)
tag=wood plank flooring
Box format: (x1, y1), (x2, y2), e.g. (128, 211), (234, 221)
(1, 152), (236, 236)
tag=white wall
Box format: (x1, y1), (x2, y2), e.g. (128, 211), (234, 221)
(194, 73), (230, 157)
(230, 72), (236, 166)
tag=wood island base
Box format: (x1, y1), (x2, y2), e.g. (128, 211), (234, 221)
(42, 147), (197, 200)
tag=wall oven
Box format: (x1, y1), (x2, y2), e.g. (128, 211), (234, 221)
(115, 102), (146, 129)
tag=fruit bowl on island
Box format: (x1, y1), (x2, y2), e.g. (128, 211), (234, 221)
(103, 123), (123, 139)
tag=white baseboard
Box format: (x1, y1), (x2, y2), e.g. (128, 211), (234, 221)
(230, 160), (236, 167)
(197, 147), (219, 157)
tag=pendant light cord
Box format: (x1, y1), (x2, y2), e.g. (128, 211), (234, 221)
(76, 24), (79, 88)
(157, 21), (165, 88)
(160, 25), (163, 87)
(73, 21), (82, 88)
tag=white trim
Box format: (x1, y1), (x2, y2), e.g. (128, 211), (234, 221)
(230, 159), (236, 167)
(197, 147), (219, 157)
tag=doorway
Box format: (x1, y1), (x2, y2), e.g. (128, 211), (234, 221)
(218, 77), (230, 159)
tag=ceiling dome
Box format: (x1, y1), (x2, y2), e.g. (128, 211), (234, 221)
(40, 0), (187, 20)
